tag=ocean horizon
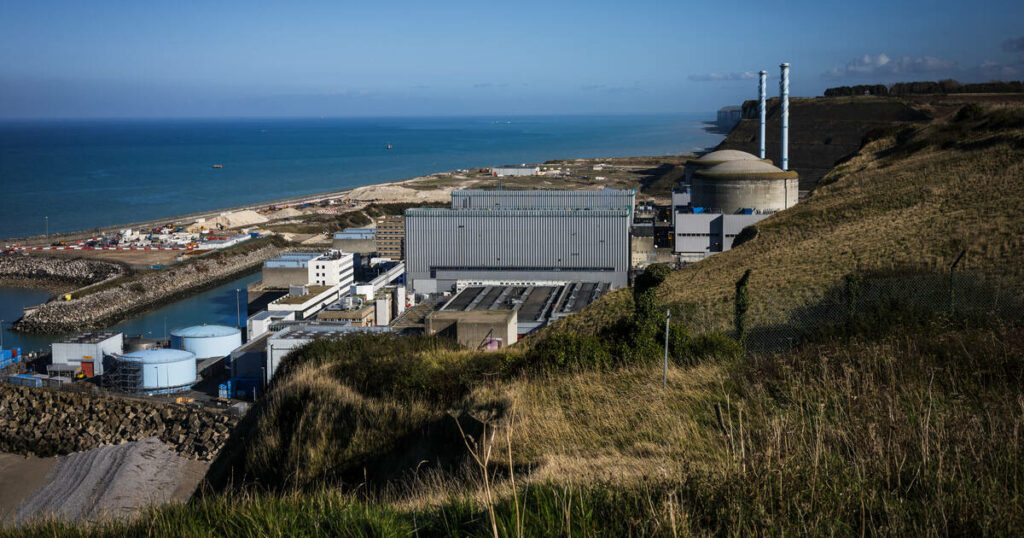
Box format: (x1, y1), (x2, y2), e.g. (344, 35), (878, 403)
(0, 114), (723, 239)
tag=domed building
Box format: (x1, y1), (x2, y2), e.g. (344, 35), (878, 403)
(690, 160), (798, 214)
(683, 149), (770, 183)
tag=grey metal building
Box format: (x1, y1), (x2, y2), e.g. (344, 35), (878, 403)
(406, 203), (631, 293)
(451, 189), (636, 210)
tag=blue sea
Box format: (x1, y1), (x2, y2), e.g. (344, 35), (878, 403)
(0, 115), (721, 239)
(0, 114), (722, 353)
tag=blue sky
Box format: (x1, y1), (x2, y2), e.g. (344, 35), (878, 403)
(1, 0), (1022, 118)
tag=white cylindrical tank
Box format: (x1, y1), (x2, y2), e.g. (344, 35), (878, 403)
(170, 325), (241, 359)
(118, 349), (197, 394)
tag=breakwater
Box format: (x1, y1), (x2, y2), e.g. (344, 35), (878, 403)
(0, 256), (125, 290)
(0, 385), (239, 461)
(11, 241), (286, 334)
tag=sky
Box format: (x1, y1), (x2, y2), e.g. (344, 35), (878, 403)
(1, 0), (1022, 118)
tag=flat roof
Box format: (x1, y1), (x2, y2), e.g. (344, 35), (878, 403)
(271, 323), (391, 341)
(273, 285), (334, 305)
(57, 332), (120, 345)
(428, 310), (516, 323)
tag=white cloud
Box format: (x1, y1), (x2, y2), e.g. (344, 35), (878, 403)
(824, 53), (956, 79)
(688, 71), (757, 82)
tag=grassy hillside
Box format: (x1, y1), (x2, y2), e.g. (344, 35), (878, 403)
(8, 102), (1024, 536)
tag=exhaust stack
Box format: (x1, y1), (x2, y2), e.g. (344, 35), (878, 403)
(758, 70), (767, 159)
(779, 62), (790, 170)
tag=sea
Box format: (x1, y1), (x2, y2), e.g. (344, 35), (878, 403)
(0, 114), (723, 352)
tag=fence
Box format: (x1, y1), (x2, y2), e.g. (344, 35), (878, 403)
(670, 264), (1024, 355)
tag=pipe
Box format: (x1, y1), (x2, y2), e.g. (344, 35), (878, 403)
(758, 70), (767, 159)
(780, 63), (790, 171)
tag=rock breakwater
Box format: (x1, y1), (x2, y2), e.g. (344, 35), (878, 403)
(0, 255), (125, 288)
(12, 241), (285, 333)
(0, 385), (239, 461)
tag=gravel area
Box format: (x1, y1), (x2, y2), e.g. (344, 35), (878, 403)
(13, 437), (207, 525)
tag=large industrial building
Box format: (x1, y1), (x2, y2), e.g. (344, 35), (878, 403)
(406, 189), (634, 293)
(262, 250), (354, 288)
(674, 63), (800, 262)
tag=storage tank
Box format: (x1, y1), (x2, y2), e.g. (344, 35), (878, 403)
(691, 160), (799, 214)
(117, 349), (197, 394)
(170, 325), (242, 360)
(124, 335), (160, 353)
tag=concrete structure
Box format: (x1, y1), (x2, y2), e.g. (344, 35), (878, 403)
(673, 69), (800, 261)
(170, 325), (241, 360)
(437, 281), (609, 335)
(316, 297), (375, 326)
(375, 215), (405, 259)
(115, 349), (197, 394)
(406, 189), (633, 293)
(50, 332), (123, 377)
(262, 251), (354, 288)
(491, 165), (540, 177)
(690, 160), (798, 214)
(266, 285), (342, 320)
(717, 106), (742, 131)
(332, 229), (376, 255)
(426, 310), (517, 350)
(683, 150), (769, 183)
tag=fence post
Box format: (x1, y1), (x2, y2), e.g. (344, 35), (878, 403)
(663, 309), (670, 390)
(734, 270), (752, 346)
(949, 250), (966, 314)
(844, 273), (859, 338)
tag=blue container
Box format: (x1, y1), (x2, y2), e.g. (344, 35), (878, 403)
(8, 374), (42, 388)
(692, 207), (705, 214)
(249, 232), (261, 238)
(218, 382), (231, 399)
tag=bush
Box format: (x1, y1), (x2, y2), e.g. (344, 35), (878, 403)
(526, 331), (614, 371)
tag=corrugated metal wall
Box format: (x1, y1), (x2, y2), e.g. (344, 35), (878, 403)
(406, 209), (630, 286)
(451, 189), (635, 210)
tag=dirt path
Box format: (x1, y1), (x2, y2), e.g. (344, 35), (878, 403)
(11, 438), (207, 525)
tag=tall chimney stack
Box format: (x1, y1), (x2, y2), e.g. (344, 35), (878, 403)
(779, 62), (790, 170)
(758, 70), (767, 159)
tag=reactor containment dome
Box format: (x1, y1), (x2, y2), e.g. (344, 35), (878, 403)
(171, 324), (242, 360)
(116, 349), (197, 395)
(691, 160), (798, 214)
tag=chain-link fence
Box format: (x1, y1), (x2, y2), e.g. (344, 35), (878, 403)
(670, 266), (1024, 355)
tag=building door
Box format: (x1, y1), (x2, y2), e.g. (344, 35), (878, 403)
(81, 361), (94, 377)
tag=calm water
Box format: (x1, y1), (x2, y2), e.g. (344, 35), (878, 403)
(0, 271), (259, 354)
(0, 115), (721, 239)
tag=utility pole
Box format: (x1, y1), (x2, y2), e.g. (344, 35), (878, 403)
(235, 289), (241, 328)
(44, 216), (48, 238)
(663, 309), (670, 390)
(1, 319), (5, 349)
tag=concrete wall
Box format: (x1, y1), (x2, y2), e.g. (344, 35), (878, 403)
(331, 238), (377, 254)
(262, 266), (310, 288)
(690, 177), (798, 214)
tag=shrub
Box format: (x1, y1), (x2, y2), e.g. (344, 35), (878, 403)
(526, 331), (614, 371)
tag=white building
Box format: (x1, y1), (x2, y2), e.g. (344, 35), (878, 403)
(266, 285), (343, 320)
(262, 250), (354, 288)
(491, 165), (540, 177)
(51, 332), (123, 377)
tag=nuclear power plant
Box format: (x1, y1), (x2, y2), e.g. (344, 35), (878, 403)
(673, 62), (799, 261)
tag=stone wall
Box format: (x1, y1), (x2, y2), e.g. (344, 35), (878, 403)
(13, 241), (286, 333)
(0, 255), (125, 287)
(0, 385), (239, 461)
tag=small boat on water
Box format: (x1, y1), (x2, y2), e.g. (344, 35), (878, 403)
(212, 164), (223, 169)
(385, 144), (393, 150)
